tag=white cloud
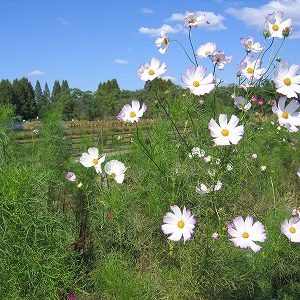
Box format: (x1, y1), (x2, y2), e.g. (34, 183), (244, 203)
(226, 0), (300, 28)
(57, 17), (70, 26)
(162, 75), (177, 82)
(167, 11), (227, 31)
(114, 59), (129, 64)
(27, 70), (46, 76)
(139, 24), (186, 36)
(141, 7), (154, 14)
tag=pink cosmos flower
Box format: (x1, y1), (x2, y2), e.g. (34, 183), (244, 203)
(258, 98), (265, 106)
(67, 292), (77, 300)
(184, 11), (208, 28)
(65, 172), (76, 182)
(240, 36), (263, 53)
(210, 51), (232, 70)
(251, 95), (258, 102)
(228, 216), (266, 252)
(212, 232), (219, 240)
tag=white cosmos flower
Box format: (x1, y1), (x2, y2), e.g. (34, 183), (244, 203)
(104, 160), (126, 184)
(161, 205), (196, 243)
(208, 114), (244, 146)
(272, 96), (300, 132)
(297, 168), (300, 177)
(195, 181), (222, 195)
(155, 32), (170, 54)
(234, 96), (251, 111)
(184, 11), (207, 28)
(281, 217), (300, 243)
(137, 57), (167, 81)
(210, 51), (232, 70)
(240, 36), (263, 53)
(239, 55), (266, 80)
(196, 42), (218, 58)
(117, 100), (147, 123)
(181, 65), (215, 96)
(265, 11), (292, 39)
(80, 147), (106, 174)
(228, 216), (267, 253)
(274, 61), (300, 98)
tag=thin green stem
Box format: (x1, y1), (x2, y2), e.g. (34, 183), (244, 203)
(256, 37), (285, 86)
(171, 39), (196, 66)
(188, 27), (198, 67)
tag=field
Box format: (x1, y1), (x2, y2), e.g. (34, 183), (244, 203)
(1, 87), (300, 299)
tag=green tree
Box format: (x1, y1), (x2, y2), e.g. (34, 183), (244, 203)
(12, 78), (37, 120)
(34, 80), (45, 115)
(51, 80), (61, 101)
(44, 82), (51, 104)
(0, 80), (15, 106)
(61, 80), (70, 95)
(95, 79), (121, 118)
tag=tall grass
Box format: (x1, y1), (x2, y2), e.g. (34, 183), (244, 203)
(1, 91), (300, 299)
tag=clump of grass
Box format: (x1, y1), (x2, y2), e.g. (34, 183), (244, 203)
(0, 110), (88, 299)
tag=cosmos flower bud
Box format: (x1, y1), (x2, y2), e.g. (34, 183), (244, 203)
(263, 30), (271, 38)
(212, 232), (219, 240)
(252, 153), (258, 160)
(282, 27), (292, 37)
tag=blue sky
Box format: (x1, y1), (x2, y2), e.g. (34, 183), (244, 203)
(1, 0), (300, 92)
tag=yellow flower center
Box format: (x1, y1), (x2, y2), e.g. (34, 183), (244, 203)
(205, 50), (211, 56)
(130, 111), (136, 118)
(148, 69), (155, 75)
(247, 67), (254, 74)
(242, 232), (249, 238)
(177, 220), (185, 229)
(93, 158), (99, 165)
(284, 77), (292, 86)
(282, 112), (289, 119)
(163, 38), (169, 45)
(111, 172), (116, 178)
(289, 227), (296, 234)
(239, 104), (245, 109)
(221, 129), (229, 136)
(272, 24), (279, 31)
(193, 80), (200, 87)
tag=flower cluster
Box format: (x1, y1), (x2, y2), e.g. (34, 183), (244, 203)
(137, 9), (299, 251)
(79, 147), (126, 184)
(161, 207), (300, 250)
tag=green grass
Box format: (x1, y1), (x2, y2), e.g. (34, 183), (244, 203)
(1, 93), (300, 299)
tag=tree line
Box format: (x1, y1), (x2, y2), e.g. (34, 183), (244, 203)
(0, 77), (179, 121)
(0, 77), (276, 121)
